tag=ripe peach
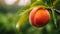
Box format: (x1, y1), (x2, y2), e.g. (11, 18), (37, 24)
(29, 6), (50, 27)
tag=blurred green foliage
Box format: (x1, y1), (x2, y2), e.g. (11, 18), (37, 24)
(0, 13), (17, 34)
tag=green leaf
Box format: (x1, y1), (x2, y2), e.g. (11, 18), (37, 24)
(31, 0), (48, 7)
(53, 0), (59, 7)
(51, 9), (57, 28)
(16, 7), (34, 31)
(30, 0), (37, 4)
(43, 0), (55, 7)
(17, 5), (30, 16)
(54, 0), (60, 10)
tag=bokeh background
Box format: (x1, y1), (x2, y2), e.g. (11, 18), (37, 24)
(0, 0), (60, 34)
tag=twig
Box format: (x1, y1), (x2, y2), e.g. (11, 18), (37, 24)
(53, 9), (60, 14)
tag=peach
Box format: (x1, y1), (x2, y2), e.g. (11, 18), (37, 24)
(29, 6), (50, 27)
